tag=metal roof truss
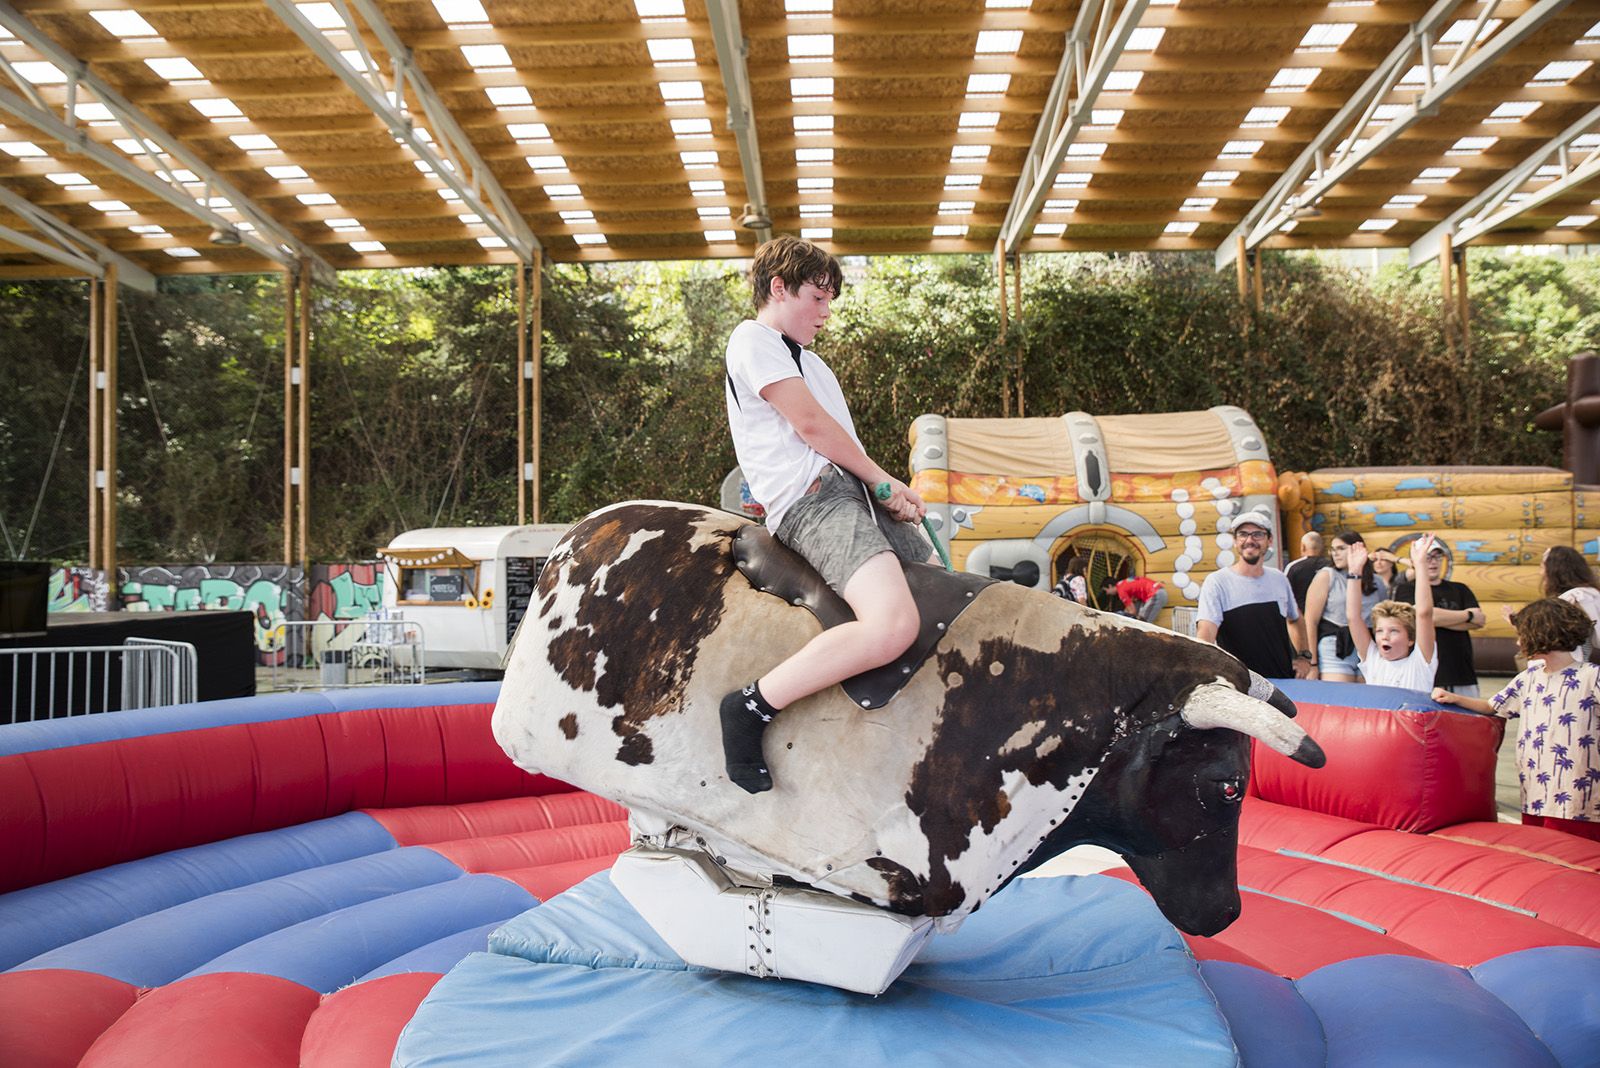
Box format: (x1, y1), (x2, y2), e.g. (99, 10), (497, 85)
(0, 182), (156, 290)
(703, 0), (769, 244)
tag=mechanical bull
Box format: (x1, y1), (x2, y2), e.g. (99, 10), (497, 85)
(493, 501), (1324, 994)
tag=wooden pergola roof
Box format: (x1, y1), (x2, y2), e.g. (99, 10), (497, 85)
(2, 0), (1600, 281)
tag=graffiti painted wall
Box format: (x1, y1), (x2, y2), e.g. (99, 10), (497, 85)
(309, 563), (384, 622)
(47, 568), (110, 612)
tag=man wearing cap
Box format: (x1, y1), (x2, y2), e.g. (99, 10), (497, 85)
(1196, 510), (1315, 680)
(1392, 540), (1484, 697)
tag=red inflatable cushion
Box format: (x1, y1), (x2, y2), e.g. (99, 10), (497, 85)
(0, 969), (139, 1068)
(364, 793), (627, 846)
(1252, 702), (1504, 833)
(80, 972), (319, 1068)
(301, 972), (442, 1068)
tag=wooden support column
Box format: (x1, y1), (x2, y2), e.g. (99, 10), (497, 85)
(282, 269), (296, 565)
(100, 264), (118, 582)
(1012, 252), (1025, 418)
(1236, 236), (1250, 302)
(297, 266), (311, 572)
(87, 277), (101, 570)
(515, 261), (528, 525)
(530, 249), (543, 524)
(996, 241), (1010, 417)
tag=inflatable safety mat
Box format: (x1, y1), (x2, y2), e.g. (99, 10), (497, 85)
(394, 873), (1237, 1067)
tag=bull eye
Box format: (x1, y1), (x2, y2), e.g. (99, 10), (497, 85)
(1220, 780), (1242, 803)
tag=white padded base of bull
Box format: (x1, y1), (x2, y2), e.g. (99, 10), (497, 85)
(610, 846), (936, 996)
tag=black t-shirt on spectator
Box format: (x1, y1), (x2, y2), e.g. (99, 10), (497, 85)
(1392, 578), (1480, 687)
(1284, 556), (1331, 613)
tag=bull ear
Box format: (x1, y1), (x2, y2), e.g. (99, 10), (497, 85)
(1180, 683), (1326, 768)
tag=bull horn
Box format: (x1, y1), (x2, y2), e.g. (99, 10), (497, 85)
(1181, 683), (1326, 768)
(1247, 670), (1299, 720)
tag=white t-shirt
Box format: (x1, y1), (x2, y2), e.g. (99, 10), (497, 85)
(1359, 642), (1437, 692)
(1560, 586), (1600, 648)
(725, 319), (861, 531)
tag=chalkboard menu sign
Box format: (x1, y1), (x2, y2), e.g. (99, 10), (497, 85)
(429, 573), (467, 601)
(505, 556), (545, 645)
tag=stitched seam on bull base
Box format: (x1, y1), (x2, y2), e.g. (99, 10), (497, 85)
(1428, 832), (1600, 874)
(1237, 885), (1388, 934)
(1273, 848), (1539, 917)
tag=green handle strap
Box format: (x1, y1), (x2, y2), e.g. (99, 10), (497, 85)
(875, 481), (953, 572)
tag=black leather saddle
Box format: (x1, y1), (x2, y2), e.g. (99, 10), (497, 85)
(731, 524), (995, 709)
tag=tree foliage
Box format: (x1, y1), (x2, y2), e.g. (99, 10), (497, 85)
(0, 250), (1589, 564)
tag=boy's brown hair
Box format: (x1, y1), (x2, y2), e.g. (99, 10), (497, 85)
(1510, 597), (1594, 656)
(750, 235), (844, 309)
(1371, 599), (1417, 641)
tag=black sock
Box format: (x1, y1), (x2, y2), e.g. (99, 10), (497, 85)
(720, 681), (780, 794)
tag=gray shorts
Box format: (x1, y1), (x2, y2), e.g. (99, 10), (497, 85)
(774, 467), (932, 594)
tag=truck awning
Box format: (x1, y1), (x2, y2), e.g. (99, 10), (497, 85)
(377, 547), (478, 568)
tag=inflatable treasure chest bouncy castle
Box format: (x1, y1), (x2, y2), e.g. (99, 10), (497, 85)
(1278, 467), (1592, 673)
(908, 407), (1280, 626)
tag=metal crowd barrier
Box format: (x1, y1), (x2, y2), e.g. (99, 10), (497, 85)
(1170, 606), (1199, 637)
(263, 618), (426, 693)
(2, 638), (199, 724)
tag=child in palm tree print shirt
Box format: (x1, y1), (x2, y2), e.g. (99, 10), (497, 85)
(1436, 597), (1600, 841)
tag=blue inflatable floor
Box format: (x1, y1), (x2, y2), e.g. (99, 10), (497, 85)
(394, 873), (1237, 1067)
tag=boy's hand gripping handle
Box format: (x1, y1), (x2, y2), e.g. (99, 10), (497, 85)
(875, 481), (952, 573)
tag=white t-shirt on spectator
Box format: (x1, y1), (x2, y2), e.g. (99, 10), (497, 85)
(1559, 586), (1600, 648)
(1359, 642), (1438, 692)
(725, 319), (862, 532)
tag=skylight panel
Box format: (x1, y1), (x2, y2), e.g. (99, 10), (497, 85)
(1582, 21), (1600, 44)
(1088, 109), (1124, 129)
(1488, 101), (1540, 123)
(1101, 71), (1142, 92)
(129, 225), (166, 234)
(1219, 140), (1263, 159)
(296, 3), (343, 29)
(1534, 164), (1562, 179)
(165, 246), (202, 258)
(90, 200), (131, 212)
(340, 50), (376, 72)
(486, 86), (534, 107)
(966, 74), (1011, 97)
(659, 81), (704, 104)
(1447, 136), (1497, 155)
(1385, 194), (1425, 208)
(795, 147), (833, 164)
(1125, 28), (1164, 51)
(230, 133), (277, 152)
(349, 240), (385, 252)
(46, 172), (91, 186)
(432, 0), (489, 24)
(191, 98), (243, 119)
(1043, 198), (1077, 212)
(457, 213), (483, 224)
(672, 117), (713, 137)
(478, 235), (510, 248)
(951, 145), (991, 161)
(1369, 104), (1407, 124)
(1398, 64), (1448, 88)
(1199, 170), (1238, 186)
(558, 210), (595, 224)
(1358, 218), (1397, 231)
(1575, 134), (1600, 150)
(1559, 215), (1597, 227)
(526, 154), (568, 173)
(792, 115), (833, 134)
(1066, 142), (1105, 158)
(170, 169), (199, 183)
(960, 112), (1001, 130)
(697, 205), (732, 218)
(325, 217), (362, 230)
(544, 184), (583, 199)
(90, 11), (159, 39)
(797, 177), (833, 191)
(932, 224), (968, 237)
(297, 192), (337, 205)
(799, 204), (831, 217)
(1416, 166), (1459, 183)
(74, 103), (116, 123)
(785, 0), (832, 12)
(791, 77), (833, 99)
(145, 57), (204, 81)
(800, 228), (832, 240)
(1054, 173), (1090, 188)
(1242, 106), (1289, 128)
(507, 123), (551, 141)
(944, 174), (982, 188)
(572, 233), (607, 246)
(1269, 67), (1319, 91)
(680, 149), (718, 167)
(1164, 221), (1199, 235)
(1181, 197), (1217, 211)
(704, 230), (738, 243)
(634, 0), (686, 17)
(1439, 18), (1500, 45)
(0, 141), (47, 157)
(461, 45), (512, 69)
(975, 30), (1023, 54)
(1529, 61), (1592, 86)
(13, 62), (66, 84)
(113, 138), (147, 154)
(787, 34), (833, 59)
(1298, 23), (1354, 51)
(986, 0), (1032, 8)
(938, 201), (974, 214)
(648, 38), (695, 63)
(266, 165), (308, 180)
(1033, 222), (1066, 236)
(689, 180), (725, 196)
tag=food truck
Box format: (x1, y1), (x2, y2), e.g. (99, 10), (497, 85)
(378, 525), (569, 671)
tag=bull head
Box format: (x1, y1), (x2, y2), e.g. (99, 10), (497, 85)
(1034, 677), (1322, 937)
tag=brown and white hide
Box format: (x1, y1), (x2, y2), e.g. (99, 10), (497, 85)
(492, 501), (1293, 924)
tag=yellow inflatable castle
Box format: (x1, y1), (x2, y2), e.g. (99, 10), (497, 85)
(908, 407), (1280, 624)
